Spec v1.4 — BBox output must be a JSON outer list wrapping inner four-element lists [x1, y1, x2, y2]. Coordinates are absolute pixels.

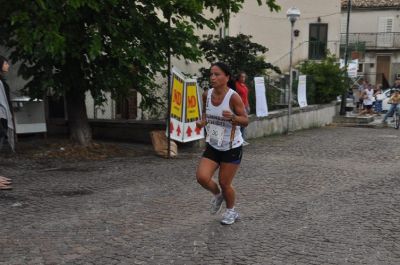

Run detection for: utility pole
[[340, 0, 352, 115], [166, 7, 172, 158]]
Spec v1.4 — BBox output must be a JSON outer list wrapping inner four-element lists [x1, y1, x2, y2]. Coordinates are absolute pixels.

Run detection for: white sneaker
[[221, 209, 239, 225], [242, 141, 249, 146], [210, 194, 224, 214]]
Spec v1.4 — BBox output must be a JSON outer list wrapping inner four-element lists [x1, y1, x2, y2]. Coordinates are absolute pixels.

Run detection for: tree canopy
[[0, 0, 280, 145], [199, 33, 281, 86], [198, 34, 281, 112]]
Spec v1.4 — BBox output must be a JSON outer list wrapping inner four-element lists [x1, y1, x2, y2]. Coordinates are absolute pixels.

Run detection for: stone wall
[[47, 103, 339, 143], [247, 103, 340, 139]]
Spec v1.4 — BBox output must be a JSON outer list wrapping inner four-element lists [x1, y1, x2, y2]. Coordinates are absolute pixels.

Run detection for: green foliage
[[0, 0, 280, 112], [198, 34, 280, 112], [299, 54, 348, 104], [198, 34, 280, 84]]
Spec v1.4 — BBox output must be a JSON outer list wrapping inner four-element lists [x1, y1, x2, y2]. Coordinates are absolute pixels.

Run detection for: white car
[[380, 89, 394, 112]]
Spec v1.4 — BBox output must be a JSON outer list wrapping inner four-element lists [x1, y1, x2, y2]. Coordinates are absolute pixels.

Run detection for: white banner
[[340, 59, 358, 78], [254, 77, 268, 117], [297, 75, 307, 108]]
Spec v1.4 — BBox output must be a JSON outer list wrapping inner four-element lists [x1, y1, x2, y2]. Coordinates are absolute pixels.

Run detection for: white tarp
[[254, 77, 268, 117], [297, 75, 308, 108], [340, 59, 358, 78]]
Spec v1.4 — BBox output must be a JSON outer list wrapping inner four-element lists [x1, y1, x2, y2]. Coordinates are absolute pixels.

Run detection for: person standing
[[355, 78, 366, 112], [393, 79, 400, 89], [382, 89, 400, 124], [373, 84, 383, 115], [196, 62, 248, 225], [235, 71, 250, 146], [0, 55, 14, 190], [358, 84, 374, 116]]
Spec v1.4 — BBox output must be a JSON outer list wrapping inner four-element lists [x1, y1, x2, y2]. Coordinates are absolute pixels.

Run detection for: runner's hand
[[196, 119, 206, 128], [222, 110, 234, 120]]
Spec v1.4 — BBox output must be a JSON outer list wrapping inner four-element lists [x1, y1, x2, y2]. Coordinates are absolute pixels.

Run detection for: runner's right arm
[[196, 91, 208, 128]]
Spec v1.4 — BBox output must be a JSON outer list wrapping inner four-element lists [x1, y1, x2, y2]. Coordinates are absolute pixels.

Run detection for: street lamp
[[286, 7, 300, 134]]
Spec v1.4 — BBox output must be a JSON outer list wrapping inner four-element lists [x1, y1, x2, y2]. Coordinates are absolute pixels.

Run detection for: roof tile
[[341, 0, 400, 8]]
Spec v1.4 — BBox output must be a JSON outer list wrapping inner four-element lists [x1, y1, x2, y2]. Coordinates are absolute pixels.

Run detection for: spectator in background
[[358, 83, 374, 116], [355, 78, 366, 112], [235, 71, 250, 146], [393, 79, 400, 89], [382, 89, 400, 124], [373, 84, 383, 115], [0, 55, 14, 190], [0, 55, 14, 152]]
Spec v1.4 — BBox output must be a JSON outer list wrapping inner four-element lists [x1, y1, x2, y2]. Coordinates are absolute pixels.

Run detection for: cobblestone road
[[1, 126, 400, 265]]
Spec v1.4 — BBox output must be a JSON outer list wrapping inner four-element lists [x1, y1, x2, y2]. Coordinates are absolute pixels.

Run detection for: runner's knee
[[196, 172, 209, 186], [219, 179, 232, 191]]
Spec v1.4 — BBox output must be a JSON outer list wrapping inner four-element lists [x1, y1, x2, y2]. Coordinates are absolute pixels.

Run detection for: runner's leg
[[218, 163, 240, 209], [196, 158, 220, 195]]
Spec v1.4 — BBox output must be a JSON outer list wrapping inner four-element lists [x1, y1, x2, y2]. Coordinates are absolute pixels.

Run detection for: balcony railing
[[340, 32, 400, 49]]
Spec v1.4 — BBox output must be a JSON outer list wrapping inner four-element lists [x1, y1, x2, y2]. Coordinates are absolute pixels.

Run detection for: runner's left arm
[[222, 93, 249, 127]]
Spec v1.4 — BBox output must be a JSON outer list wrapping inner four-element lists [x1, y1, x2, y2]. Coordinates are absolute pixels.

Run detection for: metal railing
[[272, 40, 340, 73], [340, 32, 400, 49]]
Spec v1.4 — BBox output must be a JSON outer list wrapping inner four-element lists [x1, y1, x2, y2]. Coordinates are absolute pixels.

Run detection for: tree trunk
[[65, 88, 92, 146]]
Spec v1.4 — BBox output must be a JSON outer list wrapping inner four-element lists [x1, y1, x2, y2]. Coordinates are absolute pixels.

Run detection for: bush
[[299, 54, 348, 104]]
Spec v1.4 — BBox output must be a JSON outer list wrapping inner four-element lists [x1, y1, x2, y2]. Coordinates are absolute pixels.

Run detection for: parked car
[[381, 89, 394, 112]]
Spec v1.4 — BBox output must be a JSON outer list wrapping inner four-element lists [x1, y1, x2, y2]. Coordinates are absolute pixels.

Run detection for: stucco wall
[[342, 8, 400, 85], [229, 0, 342, 72], [342, 9, 400, 33]]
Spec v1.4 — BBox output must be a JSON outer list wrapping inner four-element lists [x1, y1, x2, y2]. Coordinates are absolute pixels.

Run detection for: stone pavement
[[1, 126, 400, 265]]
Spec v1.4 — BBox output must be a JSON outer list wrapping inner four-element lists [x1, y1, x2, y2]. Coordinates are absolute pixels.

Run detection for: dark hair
[[0, 56, 8, 73], [210, 62, 237, 90], [235, 71, 246, 81], [211, 62, 232, 78]]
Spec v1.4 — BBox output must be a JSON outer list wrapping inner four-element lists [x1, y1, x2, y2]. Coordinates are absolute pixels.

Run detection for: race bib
[[206, 124, 225, 147]]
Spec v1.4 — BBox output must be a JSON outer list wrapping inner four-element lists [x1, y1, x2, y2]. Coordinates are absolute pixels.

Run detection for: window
[[309, 23, 328, 60], [358, 63, 363, 72]]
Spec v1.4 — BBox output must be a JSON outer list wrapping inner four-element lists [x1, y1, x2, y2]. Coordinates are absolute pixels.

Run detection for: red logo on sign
[[186, 126, 192, 137], [173, 90, 182, 106], [187, 95, 196, 108]]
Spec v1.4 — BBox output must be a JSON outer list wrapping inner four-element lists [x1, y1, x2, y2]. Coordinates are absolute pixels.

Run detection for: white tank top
[[205, 88, 243, 151], [364, 88, 374, 105]]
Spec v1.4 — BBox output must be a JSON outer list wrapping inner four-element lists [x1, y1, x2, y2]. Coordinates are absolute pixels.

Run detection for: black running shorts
[[202, 143, 243, 164]]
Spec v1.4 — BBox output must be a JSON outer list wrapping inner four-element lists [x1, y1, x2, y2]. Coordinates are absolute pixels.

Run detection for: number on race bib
[[206, 124, 225, 146]]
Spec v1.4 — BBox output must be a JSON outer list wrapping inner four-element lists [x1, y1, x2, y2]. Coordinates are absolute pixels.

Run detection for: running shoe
[[210, 194, 224, 214], [221, 209, 239, 225]]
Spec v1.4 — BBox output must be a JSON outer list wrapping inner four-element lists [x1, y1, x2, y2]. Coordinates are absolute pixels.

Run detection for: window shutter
[[378, 17, 393, 33], [378, 17, 394, 47], [341, 17, 347, 34]]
